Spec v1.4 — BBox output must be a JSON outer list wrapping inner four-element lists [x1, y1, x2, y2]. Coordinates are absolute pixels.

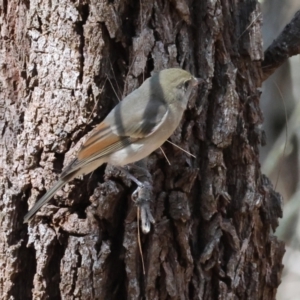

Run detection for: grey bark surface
[[0, 0, 284, 299]]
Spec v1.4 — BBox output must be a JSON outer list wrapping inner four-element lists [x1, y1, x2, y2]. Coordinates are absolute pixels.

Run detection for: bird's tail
[[23, 179, 65, 223]]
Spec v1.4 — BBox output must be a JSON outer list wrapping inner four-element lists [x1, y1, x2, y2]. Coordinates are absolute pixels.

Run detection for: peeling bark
[[0, 0, 284, 299]]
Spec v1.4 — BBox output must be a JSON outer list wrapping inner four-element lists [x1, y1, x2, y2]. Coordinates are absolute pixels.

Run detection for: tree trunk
[[0, 0, 284, 299]]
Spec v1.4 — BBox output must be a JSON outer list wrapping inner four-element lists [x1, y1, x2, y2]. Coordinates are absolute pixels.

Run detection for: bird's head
[[150, 68, 201, 106]]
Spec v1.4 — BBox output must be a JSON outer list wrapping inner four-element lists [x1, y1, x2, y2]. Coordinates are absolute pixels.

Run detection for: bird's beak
[[192, 77, 204, 87]]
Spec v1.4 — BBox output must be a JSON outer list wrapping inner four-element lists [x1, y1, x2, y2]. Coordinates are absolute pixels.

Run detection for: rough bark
[[0, 0, 284, 299]]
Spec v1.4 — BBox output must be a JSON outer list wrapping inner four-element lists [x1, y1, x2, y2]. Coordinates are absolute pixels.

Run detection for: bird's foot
[[116, 163, 155, 233], [132, 184, 155, 234]]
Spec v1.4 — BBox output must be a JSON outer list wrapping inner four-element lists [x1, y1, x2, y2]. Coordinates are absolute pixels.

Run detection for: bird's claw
[[131, 184, 155, 234]]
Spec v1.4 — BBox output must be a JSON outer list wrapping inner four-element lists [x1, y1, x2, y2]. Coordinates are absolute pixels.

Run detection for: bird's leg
[[117, 162, 155, 233], [118, 167, 146, 188], [131, 182, 155, 234]]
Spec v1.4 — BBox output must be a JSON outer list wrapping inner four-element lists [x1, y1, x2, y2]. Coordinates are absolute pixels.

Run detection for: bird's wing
[[60, 96, 168, 179], [60, 122, 133, 178], [105, 90, 169, 138]]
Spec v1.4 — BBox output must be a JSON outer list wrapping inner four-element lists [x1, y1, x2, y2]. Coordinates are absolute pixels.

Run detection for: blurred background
[[260, 0, 300, 299]]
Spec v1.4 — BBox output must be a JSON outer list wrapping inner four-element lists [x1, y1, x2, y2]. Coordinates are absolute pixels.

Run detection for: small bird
[[24, 68, 201, 223]]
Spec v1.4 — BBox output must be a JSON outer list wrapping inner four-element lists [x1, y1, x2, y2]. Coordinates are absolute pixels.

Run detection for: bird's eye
[[178, 79, 191, 91], [182, 80, 190, 91]]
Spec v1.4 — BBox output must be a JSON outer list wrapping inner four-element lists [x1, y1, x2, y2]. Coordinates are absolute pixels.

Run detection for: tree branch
[[262, 10, 300, 81]]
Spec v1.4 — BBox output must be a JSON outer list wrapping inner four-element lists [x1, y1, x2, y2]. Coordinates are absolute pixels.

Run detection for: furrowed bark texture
[[0, 0, 284, 299]]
